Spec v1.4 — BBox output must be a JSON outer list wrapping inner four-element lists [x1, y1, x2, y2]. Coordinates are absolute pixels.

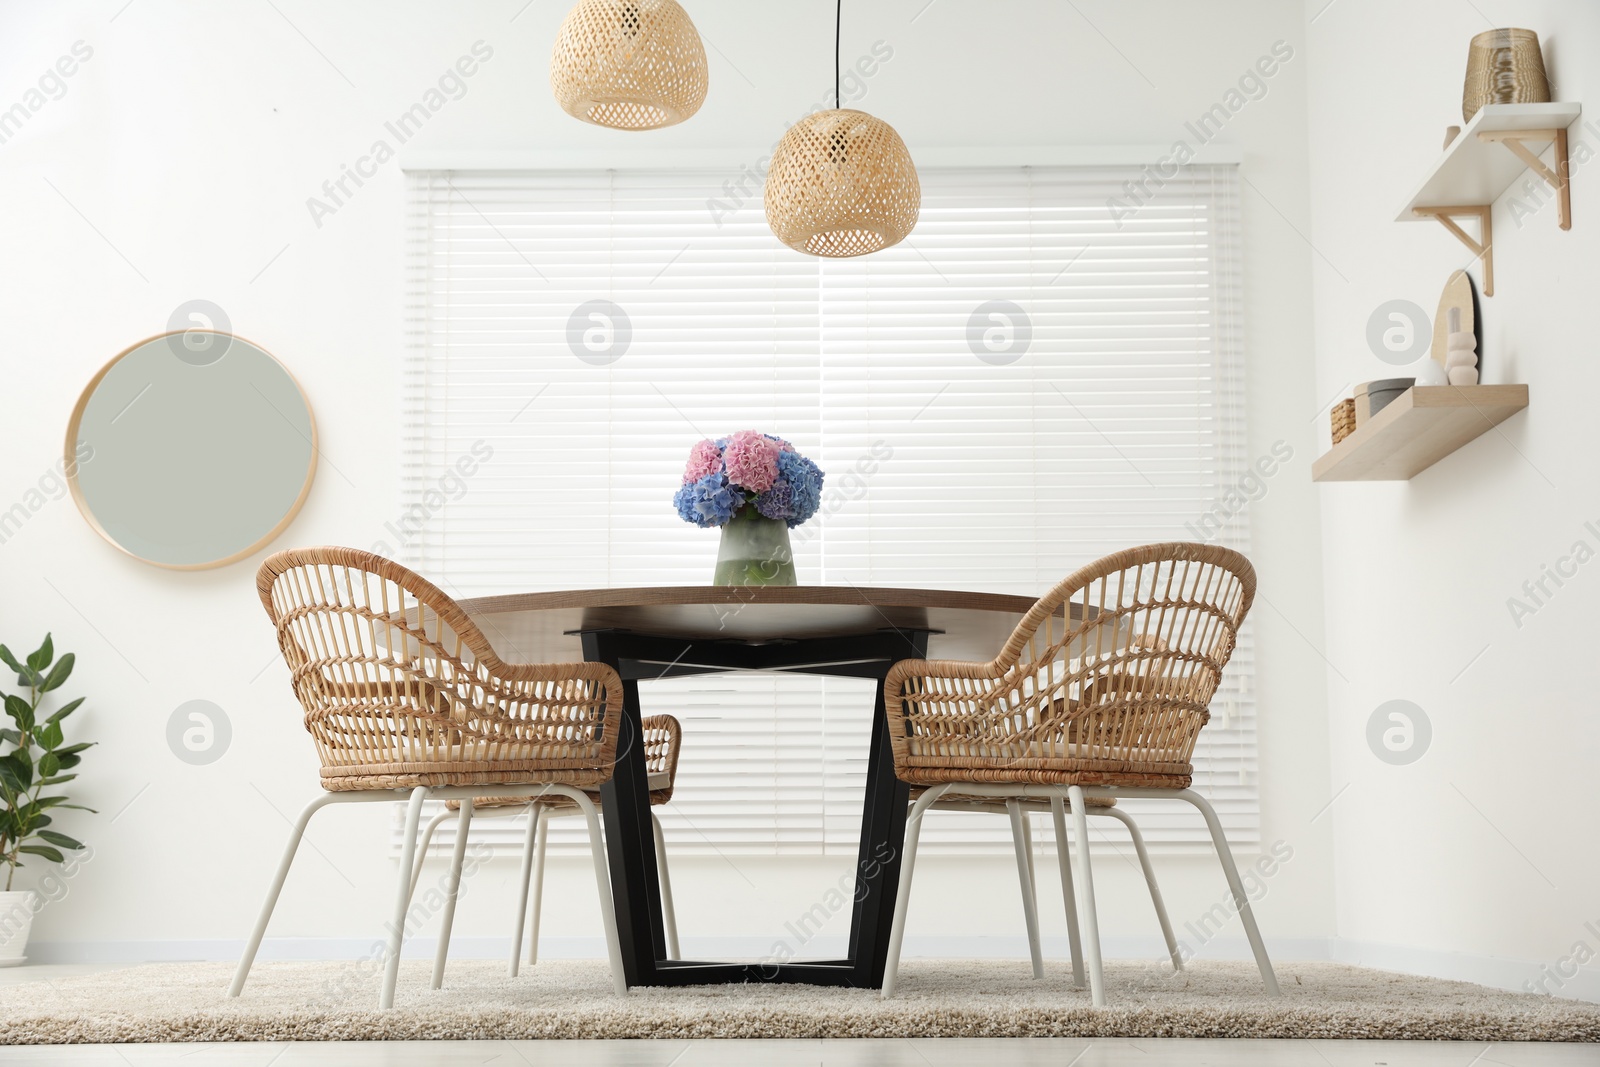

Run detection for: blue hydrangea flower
[[673, 474, 744, 528], [775, 451, 823, 527], [754, 479, 794, 521]]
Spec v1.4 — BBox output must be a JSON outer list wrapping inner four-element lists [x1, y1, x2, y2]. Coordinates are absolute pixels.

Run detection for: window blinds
[[400, 164, 1257, 857]]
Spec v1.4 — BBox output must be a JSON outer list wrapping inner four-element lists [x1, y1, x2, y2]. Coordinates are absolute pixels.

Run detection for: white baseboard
[[27, 935, 1598, 1003], [29, 934, 1329, 965], [1332, 938, 1600, 1004]]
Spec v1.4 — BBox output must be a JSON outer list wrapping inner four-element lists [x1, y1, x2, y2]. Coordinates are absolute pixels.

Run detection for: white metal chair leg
[[1100, 804, 1182, 972], [1180, 788, 1279, 995], [882, 784, 947, 999], [1049, 796, 1086, 987], [228, 792, 344, 998], [1007, 800, 1045, 980], [431, 798, 474, 990], [563, 788, 628, 996], [526, 806, 552, 966], [380, 786, 430, 1010], [652, 812, 680, 960], [1067, 785, 1106, 1007], [408, 810, 451, 901], [508, 802, 541, 977]]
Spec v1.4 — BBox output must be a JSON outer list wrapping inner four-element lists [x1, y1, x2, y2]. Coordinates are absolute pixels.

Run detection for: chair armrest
[[883, 657, 1008, 779]]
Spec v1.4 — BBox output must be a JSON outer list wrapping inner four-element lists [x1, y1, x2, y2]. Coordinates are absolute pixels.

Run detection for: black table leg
[[584, 633, 665, 987], [579, 627, 930, 988], [846, 630, 927, 985]]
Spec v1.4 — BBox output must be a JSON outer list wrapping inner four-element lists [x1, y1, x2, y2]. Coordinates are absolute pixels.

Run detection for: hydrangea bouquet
[[673, 431, 824, 586]]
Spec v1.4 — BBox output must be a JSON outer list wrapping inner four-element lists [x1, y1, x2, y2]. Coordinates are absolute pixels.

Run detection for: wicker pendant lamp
[[764, 1, 919, 257], [551, 0, 708, 130]]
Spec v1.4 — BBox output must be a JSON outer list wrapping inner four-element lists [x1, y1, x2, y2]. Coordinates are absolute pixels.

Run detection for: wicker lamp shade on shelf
[[764, 108, 920, 258], [551, 0, 708, 130]]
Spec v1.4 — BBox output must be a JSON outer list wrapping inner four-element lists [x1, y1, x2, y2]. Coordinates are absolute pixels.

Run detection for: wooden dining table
[[456, 584, 1044, 989]]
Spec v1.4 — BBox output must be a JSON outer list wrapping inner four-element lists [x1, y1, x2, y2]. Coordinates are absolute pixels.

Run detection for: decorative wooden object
[[1400, 103, 1580, 297], [550, 0, 708, 130], [1445, 307, 1480, 385], [1429, 270, 1479, 368], [1312, 385, 1529, 481], [764, 108, 920, 257]]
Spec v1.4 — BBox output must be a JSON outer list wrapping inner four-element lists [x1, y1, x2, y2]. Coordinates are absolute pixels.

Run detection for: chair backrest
[[642, 713, 682, 805], [887, 543, 1254, 782], [257, 546, 619, 777], [995, 541, 1254, 765]]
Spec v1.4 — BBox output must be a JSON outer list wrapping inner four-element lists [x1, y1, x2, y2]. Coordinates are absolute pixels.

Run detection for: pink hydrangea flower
[[682, 439, 723, 484], [722, 429, 780, 493]]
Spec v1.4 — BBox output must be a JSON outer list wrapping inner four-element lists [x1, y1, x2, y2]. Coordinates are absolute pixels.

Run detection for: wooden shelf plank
[[1396, 102, 1581, 223], [1312, 385, 1529, 482]]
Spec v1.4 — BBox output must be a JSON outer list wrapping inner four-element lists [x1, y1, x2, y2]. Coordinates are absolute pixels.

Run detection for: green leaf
[[51, 804, 95, 812], [37, 722, 62, 752], [26, 635, 52, 673], [53, 743, 90, 756], [0, 753, 31, 792], [17, 844, 63, 863], [40, 654, 73, 693], [36, 831, 82, 851], [0, 729, 18, 745], [54, 753, 81, 771], [0, 646, 23, 676], [3, 695, 31, 731], [36, 775, 76, 786], [46, 698, 84, 724], [38, 753, 59, 778]]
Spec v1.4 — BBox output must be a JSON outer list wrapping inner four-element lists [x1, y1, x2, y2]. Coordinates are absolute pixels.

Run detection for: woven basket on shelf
[[1331, 398, 1356, 445]]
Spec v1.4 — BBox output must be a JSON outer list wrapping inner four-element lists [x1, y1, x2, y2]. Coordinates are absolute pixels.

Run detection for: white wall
[[0, 1, 1333, 967], [1305, 0, 1600, 1001]]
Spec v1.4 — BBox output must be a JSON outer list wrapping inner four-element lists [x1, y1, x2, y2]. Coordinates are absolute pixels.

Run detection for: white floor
[[0, 1039, 1595, 1065]]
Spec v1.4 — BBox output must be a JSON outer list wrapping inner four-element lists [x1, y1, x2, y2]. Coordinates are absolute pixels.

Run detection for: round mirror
[[65, 331, 317, 570]]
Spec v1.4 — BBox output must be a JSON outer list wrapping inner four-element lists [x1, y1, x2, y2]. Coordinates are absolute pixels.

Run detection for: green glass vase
[[713, 506, 796, 586]]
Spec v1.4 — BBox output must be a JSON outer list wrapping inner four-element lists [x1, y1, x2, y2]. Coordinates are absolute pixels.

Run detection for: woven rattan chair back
[[886, 542, 1254, 789], [642, 713, 681, 805], [256, 547, 620, 791]]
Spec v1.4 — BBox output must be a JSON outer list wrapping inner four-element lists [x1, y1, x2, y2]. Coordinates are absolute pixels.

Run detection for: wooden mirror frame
[[63, 330, 318, 571]]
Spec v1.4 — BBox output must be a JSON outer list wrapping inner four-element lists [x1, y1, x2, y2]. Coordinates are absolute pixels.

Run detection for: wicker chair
[[880, 543, 1278, 1005], [228, 547, 628, 1008], [413, 714, 683, 983]]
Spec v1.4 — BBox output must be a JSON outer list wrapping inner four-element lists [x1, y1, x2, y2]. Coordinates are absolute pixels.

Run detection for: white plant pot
[[0, 890, 37, 965]]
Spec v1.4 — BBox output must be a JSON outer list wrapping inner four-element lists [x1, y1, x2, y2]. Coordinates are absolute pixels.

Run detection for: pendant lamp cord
[[834, 0, 842, 107]]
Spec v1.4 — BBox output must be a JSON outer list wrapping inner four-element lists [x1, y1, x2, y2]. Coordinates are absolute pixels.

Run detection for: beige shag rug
[[2, 958, 1597, 1044]]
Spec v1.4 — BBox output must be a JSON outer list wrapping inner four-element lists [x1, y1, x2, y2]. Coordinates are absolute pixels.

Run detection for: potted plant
[[0, 635, 92, 965], [672, 431, 825, 586]]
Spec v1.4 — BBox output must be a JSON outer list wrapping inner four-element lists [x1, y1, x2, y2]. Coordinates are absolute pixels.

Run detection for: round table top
[[457, 585, 1045, 664]]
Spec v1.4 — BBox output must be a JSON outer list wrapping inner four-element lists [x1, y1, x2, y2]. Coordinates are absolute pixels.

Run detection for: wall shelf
[[1313, 385, 1529, 482], [1397, 102, 1581, 296]]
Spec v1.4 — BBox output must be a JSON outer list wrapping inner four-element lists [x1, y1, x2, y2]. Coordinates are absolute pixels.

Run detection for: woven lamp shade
[[551, 0, 708, 130], [764, 108, 920, 257]]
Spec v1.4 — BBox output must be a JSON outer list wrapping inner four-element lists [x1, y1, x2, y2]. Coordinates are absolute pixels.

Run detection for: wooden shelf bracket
[[1478, 126, 1572, 230], [1412, 204, 1494, 296]]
